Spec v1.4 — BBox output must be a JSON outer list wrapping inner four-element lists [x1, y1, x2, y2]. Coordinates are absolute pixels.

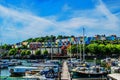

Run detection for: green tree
[[116, 44, 120, 54], [25, 50, 31, 55], [86, 43, 98, 55], [71, 45, 77, 56], [26, 38, 33, 43], [35, 50, 41, 55], [57, 35, 63, 39], [20, 45, 27, 49], [45, 36, 50, 41], [97, 44, 105, 56], [2, 44, 12, 50], [50, 35, 56, 41], [43, 50, 48, 55], [105, 44, 113, 56], [111, 44, 120, 56], [67, 45, 77, 56], [1, 52, 7, 57], [9, 48, 17, 56], [21, 50, 26, 56]]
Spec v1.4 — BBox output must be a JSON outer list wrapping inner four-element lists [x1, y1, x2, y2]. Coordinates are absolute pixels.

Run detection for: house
[[106, 35, 116, 40], [29, 42, 41, 50], [12, 43, 22, 48], [95, 35, 106, 40]]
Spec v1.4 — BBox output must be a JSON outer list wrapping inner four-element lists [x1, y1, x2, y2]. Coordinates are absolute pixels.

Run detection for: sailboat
[[71, 28, 108, 78]]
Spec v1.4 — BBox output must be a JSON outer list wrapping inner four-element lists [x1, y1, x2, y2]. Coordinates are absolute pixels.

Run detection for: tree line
[[1, 48, 48, 59], [23, 35, 73, 43], [67, 43, 120, 58]]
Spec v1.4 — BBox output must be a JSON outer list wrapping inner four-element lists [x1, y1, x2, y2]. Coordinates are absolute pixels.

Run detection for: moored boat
[[0, 60, 8, 69], [24, 70, 47, 80], [0, 62, 8, 69], [29, 61, 61, 79], [8, 59, 22, 66], [9, 66, 38, 76], [71, 66, 108, 78]]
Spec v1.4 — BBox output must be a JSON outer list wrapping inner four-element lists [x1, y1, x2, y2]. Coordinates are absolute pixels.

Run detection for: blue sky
[[0, 0, 120, 44]]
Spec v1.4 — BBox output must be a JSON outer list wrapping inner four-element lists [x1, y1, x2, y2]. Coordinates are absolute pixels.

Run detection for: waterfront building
[[106, 35, 116, 40], [29, 42, 41, 50]]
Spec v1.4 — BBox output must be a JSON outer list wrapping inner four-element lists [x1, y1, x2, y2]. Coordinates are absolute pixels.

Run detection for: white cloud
[[0, 0, 120, 44], [62, 4, 71, 11], [0, 5, 57, 43]]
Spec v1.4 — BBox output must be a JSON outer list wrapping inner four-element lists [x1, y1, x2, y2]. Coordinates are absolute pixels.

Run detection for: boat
[[22, 61, 60, 80], [27, 60, 41, 63], [24, 69, 47, 80], [23, 75, 47, 80], [32, 63, 59, 78], [0, 62, 8, 69], [0, 60, 8, 69], [9, 66, 38, 76], [7, 59, 22, 66], [111, 66, 120, 73], [0, 59, 22, 66], [71, 66, 108, 78], [30, 61, 61, 79]]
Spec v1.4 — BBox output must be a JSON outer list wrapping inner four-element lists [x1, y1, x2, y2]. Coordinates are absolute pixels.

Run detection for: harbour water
[[0, 67, 26, 80], [1, 68, 10, 76], [0, 60, 32, 80]]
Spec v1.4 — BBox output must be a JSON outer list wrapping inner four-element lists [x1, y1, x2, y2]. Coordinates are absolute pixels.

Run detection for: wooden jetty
[[61, 61, 71, 80]]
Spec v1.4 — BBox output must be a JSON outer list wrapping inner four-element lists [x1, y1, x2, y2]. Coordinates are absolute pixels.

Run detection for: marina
[[1, 33, 120, 80], [0, 59, 62, 80], [0, 58, 120, 80], [0, 0, 120, 79]]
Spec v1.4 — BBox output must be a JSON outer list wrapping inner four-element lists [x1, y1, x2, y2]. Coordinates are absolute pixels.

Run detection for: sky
[[0, 0, 120, 44]]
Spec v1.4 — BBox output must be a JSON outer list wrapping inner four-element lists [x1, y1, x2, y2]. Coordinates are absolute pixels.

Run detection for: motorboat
[[9, 66, 38, 76]]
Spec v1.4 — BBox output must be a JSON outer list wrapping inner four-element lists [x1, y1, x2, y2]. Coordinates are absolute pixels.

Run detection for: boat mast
[[0, 42, 2, 77], [77, 40, 78, 59], [79, 39, 82, 61], [83, 27, 85, 62], [51, 39, 52, 60], [70, 40, 72, 61]]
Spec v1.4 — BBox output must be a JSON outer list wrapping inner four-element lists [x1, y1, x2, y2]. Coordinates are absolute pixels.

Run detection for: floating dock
[[61, 61, 71, 80]]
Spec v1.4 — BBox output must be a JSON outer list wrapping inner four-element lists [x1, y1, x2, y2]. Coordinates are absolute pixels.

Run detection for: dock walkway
[[61, 61, 71, 80]]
